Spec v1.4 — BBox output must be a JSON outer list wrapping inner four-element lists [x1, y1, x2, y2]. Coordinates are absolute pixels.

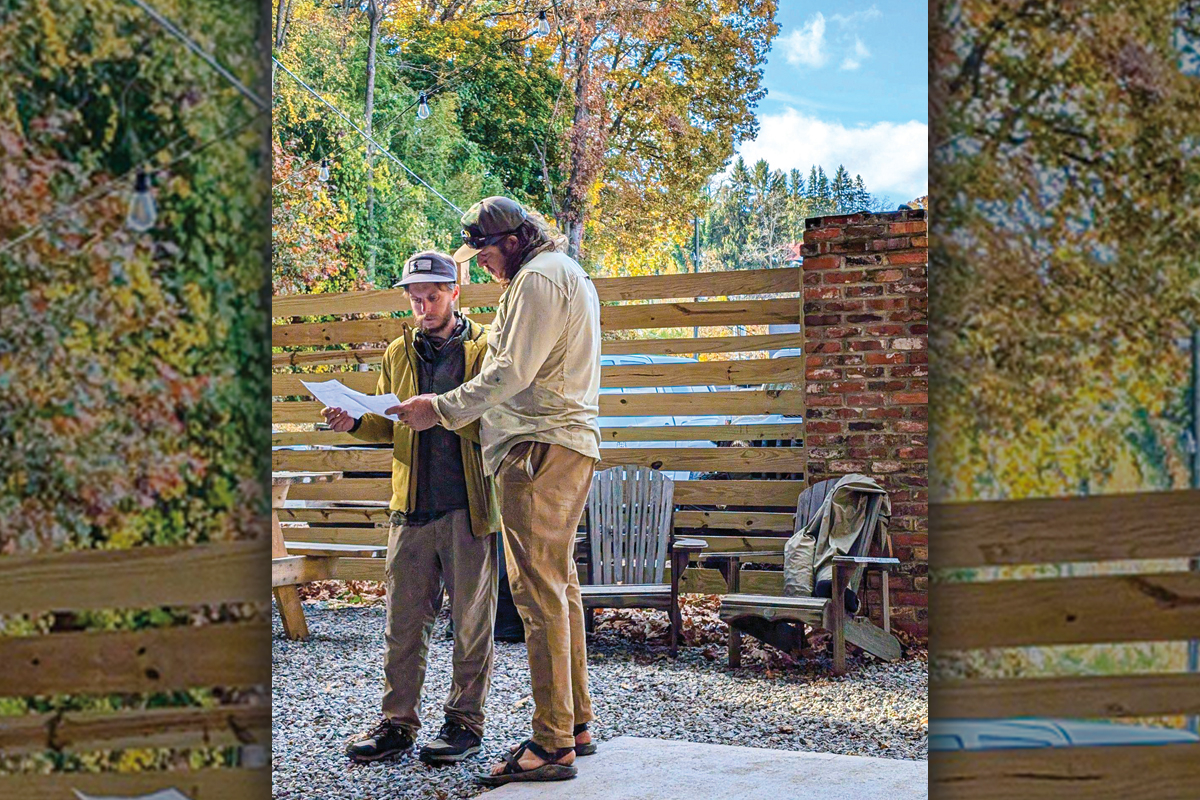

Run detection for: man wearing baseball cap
[[393, 198, 602, 784], [321, 250, 501, 766]]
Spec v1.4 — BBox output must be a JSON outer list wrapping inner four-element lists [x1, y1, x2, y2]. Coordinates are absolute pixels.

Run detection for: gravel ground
[[273, 598, 926, 800]]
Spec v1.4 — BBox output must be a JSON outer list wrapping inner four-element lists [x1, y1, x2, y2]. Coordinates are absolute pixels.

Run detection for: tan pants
[[382, 509, 497, 737], [497, 441, 595, 751]]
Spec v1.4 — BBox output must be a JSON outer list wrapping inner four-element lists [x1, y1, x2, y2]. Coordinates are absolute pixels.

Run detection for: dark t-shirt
[[411, 318, 470, 523]]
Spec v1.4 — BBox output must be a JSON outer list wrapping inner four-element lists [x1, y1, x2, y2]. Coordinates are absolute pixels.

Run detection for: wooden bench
[[581, 466, 708, 657], [714, 478, 902, 674], [720, 555, 901, 674], [271, 471, 386, 640]]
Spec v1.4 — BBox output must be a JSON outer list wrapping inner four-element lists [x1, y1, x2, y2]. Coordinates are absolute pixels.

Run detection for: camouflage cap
[[393, 250, 458, 287], [453, 196, 528, 263]]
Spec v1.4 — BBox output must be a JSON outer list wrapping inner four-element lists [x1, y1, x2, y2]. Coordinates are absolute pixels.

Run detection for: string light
[[417, 92, 431, 120], [536, 10, 551, 36], [273, 59, 464, 214], [319, 159, 331, 181], [125, 168, 157, 232]]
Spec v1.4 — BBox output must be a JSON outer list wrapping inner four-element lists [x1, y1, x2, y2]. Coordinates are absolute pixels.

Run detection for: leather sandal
[[475, 739, 577, 786], [573, 722, 597, 756]]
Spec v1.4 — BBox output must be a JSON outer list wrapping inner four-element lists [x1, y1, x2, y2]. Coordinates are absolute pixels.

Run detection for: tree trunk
[[364, 0, 381, 279], [559, 13, 600, 262], [274, 0, 291, 49]]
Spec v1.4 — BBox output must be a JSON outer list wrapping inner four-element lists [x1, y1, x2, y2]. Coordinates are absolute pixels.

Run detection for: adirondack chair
[[718, 477, 901, 675], [581, 466, 707, 657]]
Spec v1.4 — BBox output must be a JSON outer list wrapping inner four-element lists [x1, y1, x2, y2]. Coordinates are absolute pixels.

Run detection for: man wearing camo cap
[[322, 250, 501, 767], [393, 197, 602, 784]]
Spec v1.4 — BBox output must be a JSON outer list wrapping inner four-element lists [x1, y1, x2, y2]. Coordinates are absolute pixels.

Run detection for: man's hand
[[321, 406, 356, 433], [389, 394, 439, 431]]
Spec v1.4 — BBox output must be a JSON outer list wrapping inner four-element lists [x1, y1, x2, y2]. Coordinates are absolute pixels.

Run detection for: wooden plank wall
[[272, 267, 805, 592], [929, 489, 1200, 798], [0, 541, 270, 795]]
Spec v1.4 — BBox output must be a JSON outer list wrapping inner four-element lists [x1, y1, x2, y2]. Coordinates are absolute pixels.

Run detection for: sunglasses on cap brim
[[461, 229, 518, 249]]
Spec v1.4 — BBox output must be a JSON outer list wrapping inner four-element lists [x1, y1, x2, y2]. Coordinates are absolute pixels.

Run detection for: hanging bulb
[[417, 92, 430, 120], [536, 10, 551, 36], [318, 159, 331, 181], [126, 168, 156, 232]]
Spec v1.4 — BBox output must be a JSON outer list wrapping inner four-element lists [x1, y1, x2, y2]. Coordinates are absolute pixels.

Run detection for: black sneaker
[[419, 720, 482, 764], [345, 718, 414, 763]]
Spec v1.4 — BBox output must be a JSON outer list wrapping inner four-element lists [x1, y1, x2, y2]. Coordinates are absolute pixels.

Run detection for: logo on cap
[[411, 258, 433, 272]]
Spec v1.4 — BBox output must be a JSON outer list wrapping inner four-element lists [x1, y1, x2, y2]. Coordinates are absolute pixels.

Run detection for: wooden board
[[932, 490, 1200, 568], [273, 446, 806, 473], [271, 267, 801, 317], [930, 742, 1200, 800], [0, 623, 270, 697], [932, 572, 1200, 650], [0, 704, 270, 755], [272, 298, 800, 346], [328, 558, 784, 595], [272, 332, 806, 368], [273, 423, 803, 448], [673, 510, 795, 533], [933, 672, 1200, 719], [271, 357, 803, 396], [273, 390, 804, 422], [0, 541, 268, 616], [0, 769, 270, 800], [283, 478, 806, 508], [279, 528, 791, 553], [272, 555, 337, 587]]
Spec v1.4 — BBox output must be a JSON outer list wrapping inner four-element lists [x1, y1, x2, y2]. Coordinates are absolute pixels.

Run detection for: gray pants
[[382, 509, 498, 737]]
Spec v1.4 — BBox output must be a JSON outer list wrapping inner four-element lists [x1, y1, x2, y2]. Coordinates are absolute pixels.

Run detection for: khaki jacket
[[783, 474, 891, 597], [431, 250, 602, 475], [350, 317, 501, 538]]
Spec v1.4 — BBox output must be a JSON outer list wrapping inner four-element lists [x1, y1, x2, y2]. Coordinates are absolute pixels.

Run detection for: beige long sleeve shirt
[[431, 249, 602, 475]]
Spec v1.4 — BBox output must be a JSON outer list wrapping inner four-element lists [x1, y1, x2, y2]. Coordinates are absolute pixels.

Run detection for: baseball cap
[[394, 251, 458, 288], [453, 196, 528, 263]]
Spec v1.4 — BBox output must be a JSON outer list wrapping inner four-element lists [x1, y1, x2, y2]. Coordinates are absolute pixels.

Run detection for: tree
[[931, 0, 1200, 500]]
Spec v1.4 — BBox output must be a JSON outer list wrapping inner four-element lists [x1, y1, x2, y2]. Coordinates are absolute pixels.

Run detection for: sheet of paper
[[301, 379, 401, 421]]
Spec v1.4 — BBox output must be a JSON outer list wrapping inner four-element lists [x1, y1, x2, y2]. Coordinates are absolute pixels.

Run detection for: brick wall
[[801, 209, 929, 639]]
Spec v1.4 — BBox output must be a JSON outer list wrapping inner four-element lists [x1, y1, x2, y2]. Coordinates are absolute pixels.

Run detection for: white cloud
[[830, 6, 882, 26], [840, 37, 870, 70], [731, 108, 928, 202], [784, 8, 881, 71], [784, 13, 828, 68]]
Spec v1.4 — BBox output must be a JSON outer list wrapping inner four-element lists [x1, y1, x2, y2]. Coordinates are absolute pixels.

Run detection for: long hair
[[501, 207, 568, 281]]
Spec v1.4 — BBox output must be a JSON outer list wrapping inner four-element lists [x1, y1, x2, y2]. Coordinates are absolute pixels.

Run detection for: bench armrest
[[671, 538, 708, 553], [832, 556, 899, 567]]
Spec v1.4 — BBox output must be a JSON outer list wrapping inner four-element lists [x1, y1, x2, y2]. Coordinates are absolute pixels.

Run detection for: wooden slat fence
[[0, 541, 270, 798], [273, 266, 805, 592], [929, 489, 1200, 798]]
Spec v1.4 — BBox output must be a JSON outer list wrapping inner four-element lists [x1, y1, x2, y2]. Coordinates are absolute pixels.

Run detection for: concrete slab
[[486, 736, 927, 800]]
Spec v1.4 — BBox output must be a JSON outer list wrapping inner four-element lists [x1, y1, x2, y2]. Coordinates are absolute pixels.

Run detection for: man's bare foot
[[575, 728, 592, 747], [490, 745, 575, 776]]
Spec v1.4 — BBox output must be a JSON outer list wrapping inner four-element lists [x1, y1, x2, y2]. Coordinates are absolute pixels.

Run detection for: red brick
[[803, 254, 841, 270], [888, 221, 926, 235], [893, 392, 927, 405], [826, 270, 866, 284], [886, 250, 928, 265]]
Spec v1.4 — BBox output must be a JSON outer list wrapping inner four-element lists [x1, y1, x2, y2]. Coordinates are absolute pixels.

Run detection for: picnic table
[[271, 471, 386, 640]]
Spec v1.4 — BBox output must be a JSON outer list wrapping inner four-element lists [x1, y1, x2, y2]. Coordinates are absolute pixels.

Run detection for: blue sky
[[732, 1, 929, 204]]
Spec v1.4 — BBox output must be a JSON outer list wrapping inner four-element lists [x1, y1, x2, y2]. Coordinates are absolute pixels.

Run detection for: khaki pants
[[497, 441, 595, 751], [382, 508, 497, 737]]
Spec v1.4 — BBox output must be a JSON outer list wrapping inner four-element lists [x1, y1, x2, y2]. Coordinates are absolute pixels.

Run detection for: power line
[[1, 109, 267, 257], [126, 0, 268, 111], [273, 58, 464, 215]]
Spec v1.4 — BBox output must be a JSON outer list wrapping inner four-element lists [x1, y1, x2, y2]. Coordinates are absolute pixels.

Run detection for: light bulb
[[319, 159, 330, 181], [536, 10, 550, 36], [417, 93, 430, 120], [126, 168, 157, 232]]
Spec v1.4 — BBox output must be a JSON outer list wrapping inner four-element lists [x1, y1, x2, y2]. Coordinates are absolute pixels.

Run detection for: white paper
[[301, 379, 401, 421]]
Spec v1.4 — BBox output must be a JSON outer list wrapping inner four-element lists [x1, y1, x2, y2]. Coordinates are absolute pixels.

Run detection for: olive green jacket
[[349, 317, 500, 537]]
